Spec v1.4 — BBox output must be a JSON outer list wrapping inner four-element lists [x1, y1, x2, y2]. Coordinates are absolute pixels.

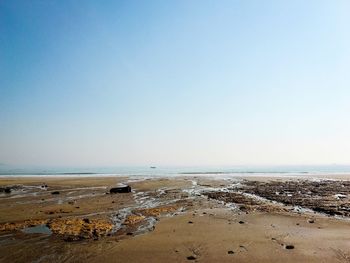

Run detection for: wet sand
[[1, 175, 350, 262]]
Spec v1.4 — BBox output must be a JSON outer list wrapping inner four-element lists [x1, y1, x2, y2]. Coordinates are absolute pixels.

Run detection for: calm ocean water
[[1, 165, 350, 177]]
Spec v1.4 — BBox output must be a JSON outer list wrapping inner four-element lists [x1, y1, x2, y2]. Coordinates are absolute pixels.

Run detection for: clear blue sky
[[1, 0, 350, 167]]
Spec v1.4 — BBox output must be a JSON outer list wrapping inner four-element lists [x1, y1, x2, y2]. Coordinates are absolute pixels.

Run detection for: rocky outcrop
[[0, 217, 113, 241], [0, 185, 23, 193], [204, 191, 287, 213], [123, 215, 145, 225], [110, 185, 131, 194], [47, 218, 113, 241], [243, 180, 350, 217]]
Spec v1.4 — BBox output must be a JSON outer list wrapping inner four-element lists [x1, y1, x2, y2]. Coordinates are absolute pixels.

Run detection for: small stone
[[227, 250, 234, 254], [188, 221, 193, 224], [285, 245, 294, 250], [187, 255, 196, 260], [51, 191, 60, 195], [238, 221, 245, 224], [308, 219, 315, 224]]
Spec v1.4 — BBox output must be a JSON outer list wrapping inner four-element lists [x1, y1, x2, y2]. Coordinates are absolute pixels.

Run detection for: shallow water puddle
[[22, 225, 52, 235]]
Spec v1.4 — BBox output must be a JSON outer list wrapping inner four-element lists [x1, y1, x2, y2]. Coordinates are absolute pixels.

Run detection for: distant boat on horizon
[[150, 166, 157, 169]]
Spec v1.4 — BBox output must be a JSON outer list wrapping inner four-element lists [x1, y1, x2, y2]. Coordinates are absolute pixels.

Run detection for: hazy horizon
[[1, 1, 350, 167]]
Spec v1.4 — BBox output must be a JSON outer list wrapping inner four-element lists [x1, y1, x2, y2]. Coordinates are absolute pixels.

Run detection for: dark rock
[[187, 256, 196, 260], [307, 219, 315, 224], [51, 191, 60, 195], [83, 218, 90, 223], [110, 185, 131, 194], [0, 185, 23, 193], [227, 250, 235, 254], [188, 221, 193, 224], [285, 245, 294, 249], [238, 221, 245, 224]]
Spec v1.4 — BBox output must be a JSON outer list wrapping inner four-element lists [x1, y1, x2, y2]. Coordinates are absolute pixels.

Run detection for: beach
[[1, 175, 350, 262]]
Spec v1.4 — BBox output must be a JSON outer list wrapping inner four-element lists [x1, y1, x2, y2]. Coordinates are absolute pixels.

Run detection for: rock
[[284, 245, 295, 249], [238, 221, 245, 224], [241, 180, 350, 217], [51, 191, 60, 195], [188, 221, 193, 224], [187, 255, 196, 260], [227, 250, 235, 254], [308, 219, 315, 224], [123, 215, 145, 225], [0, 185, 23, 193], [47, 218, 113, 241], [110, 185, 131, 194]]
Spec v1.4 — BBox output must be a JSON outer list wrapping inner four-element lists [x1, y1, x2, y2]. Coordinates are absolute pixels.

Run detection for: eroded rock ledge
[[205, 180, 350, 217], [0, 218, 114, 241]]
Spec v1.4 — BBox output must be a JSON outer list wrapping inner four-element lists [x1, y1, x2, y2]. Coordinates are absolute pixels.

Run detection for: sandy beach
[[1, 175, 350, 263]]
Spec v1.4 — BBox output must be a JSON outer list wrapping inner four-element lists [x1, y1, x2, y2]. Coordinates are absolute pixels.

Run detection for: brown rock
[[47, 218, 113, 240]]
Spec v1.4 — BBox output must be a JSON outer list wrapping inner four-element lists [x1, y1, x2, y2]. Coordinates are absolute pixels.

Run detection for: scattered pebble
[[308, 219, 315, 224], [227, 250, 234, 254], [187, 256, 196, 260], [238, 221, 245, 224], [188, 221, 194, 224]]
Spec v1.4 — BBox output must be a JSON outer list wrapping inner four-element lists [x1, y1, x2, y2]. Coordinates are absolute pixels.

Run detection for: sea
[[1, 165, 350, 178]]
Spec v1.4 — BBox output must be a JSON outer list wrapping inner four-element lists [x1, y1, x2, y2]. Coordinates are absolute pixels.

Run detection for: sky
[[1, 0, 350, 167]]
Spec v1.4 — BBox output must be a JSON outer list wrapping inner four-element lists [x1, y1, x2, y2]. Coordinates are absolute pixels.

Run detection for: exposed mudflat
[[1, 176, 350, 263]]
